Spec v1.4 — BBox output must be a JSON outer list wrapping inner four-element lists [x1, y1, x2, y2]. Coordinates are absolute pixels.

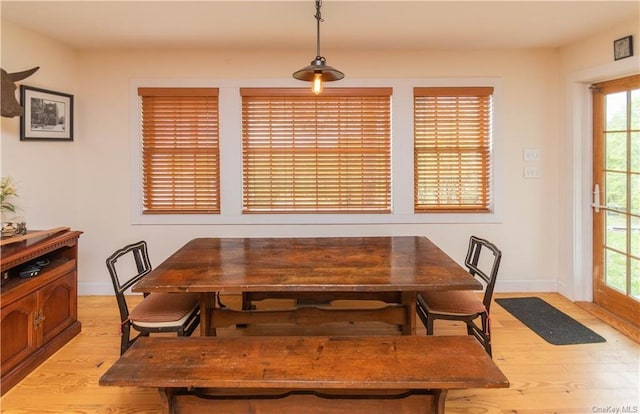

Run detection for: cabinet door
[[1, 294, 38, 374], [39, 271, 77, 344]]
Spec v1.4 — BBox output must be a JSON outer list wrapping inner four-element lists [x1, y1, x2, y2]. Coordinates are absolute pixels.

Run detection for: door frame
[[564, 57, 639, 303]]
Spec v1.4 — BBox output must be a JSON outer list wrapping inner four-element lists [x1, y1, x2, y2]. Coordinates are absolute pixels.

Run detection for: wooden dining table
[[133, 236, 482, 336]]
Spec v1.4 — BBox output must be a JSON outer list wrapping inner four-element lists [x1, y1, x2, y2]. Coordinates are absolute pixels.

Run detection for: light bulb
[[312, 73, 323, 94]]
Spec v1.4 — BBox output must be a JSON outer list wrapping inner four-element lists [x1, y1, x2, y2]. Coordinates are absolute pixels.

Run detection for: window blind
[[138, 87, 220, 214], [414, 87, 493, 212], [241, 88, 392, 213]]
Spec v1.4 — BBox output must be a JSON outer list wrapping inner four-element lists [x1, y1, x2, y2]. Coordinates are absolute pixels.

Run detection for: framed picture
[[20, 85, 73, 141], [613, 35, 633, 61]]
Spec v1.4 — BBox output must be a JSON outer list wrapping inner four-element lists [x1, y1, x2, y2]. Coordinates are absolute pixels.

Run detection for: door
[[0, 293, 39, 373], [40, 271, 77, 343], [592, 74, 640, 328]]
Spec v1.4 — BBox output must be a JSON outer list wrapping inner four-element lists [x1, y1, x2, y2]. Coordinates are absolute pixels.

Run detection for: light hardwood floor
[[1, 292, 638, 413]]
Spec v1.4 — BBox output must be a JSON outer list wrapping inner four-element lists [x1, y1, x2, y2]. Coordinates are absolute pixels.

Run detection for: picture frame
[[613, 35, 633, 61], [20, 85, 73, 141]]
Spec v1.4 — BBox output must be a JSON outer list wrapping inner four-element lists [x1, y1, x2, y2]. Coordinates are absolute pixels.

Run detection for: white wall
[[558, 17, 640, 301], [0, 21, 79, 236], [71, 47, 562, 294], [2, 16, 635, 298]]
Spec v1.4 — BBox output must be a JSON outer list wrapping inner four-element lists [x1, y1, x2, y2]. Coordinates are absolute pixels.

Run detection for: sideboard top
[[1, 229, 82, 272]]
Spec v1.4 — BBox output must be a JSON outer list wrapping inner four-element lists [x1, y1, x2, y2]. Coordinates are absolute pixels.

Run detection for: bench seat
[[99, 335, 509, 413]]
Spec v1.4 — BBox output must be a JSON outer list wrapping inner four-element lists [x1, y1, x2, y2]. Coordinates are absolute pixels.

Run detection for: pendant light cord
[[315, 0, 323, 58]]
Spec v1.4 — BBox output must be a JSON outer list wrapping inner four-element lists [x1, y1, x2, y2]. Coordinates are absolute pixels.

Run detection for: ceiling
[[1, 1, 638, 51]]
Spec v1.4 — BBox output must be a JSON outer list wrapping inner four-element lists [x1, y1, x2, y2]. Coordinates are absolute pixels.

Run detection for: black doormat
[[495, 297, 606, 345]]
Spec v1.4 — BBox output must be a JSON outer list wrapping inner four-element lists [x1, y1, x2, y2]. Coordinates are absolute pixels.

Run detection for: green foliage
[[0, 176, 18, 213]]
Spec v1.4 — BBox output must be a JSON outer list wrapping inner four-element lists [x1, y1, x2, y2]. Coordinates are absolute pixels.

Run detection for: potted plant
[[1, 176, 26, 237]]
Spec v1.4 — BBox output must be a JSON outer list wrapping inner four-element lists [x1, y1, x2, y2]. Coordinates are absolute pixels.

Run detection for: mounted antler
[[1, 67, 39, 118]]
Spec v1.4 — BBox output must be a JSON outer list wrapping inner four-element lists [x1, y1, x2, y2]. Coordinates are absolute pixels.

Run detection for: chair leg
[[482, 313, 492, 357], [184, 313, 200, 336], [426, 314, 435, 335], [120, 322, 131, 355], [463, 314, 492, 357], [466, 323, 475, 336]]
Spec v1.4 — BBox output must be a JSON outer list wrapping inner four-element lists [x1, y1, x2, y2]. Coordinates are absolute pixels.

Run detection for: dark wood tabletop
[[133, 236, 481, 294]]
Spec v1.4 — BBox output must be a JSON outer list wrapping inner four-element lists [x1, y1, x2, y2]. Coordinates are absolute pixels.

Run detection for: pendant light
[[292, 0, 344, 94]]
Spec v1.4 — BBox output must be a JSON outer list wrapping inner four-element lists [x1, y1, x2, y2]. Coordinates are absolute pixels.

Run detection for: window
[[132, 79, 501, 225], [414, 87, 493, 212], [138, 87, 220, 214], [241, 88, 392, 213]]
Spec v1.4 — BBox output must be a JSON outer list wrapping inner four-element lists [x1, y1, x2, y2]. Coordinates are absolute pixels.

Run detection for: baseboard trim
[[494, 280, 559, 293], [79, 283, 116, 296]]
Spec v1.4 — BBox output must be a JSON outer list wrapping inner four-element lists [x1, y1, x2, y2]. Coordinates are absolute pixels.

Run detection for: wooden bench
[[99, 335, 509, 414]]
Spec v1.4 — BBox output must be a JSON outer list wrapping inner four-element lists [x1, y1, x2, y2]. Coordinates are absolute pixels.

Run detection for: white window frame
[[130, 77, 503, 225]]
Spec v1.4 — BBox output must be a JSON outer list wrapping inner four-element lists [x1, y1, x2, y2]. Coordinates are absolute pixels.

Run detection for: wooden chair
[[106, 241, 200, 354], [416, 236, 502, 356]]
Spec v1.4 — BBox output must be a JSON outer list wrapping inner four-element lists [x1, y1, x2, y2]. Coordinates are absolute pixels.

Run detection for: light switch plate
[[523, 148, 541, 162], [523, 166, 542, 179]]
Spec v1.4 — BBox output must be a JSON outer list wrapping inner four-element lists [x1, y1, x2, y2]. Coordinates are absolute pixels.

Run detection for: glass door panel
[[592, 74, 640, 327]]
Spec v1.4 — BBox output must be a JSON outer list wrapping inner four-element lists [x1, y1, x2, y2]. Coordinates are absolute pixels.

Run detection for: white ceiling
[[1, 1, 639, 51]]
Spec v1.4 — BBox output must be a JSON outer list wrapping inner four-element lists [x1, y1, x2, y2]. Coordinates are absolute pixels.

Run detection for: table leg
[[158, 388, 175, 414], [432, 389, 448, 414], [401, 292, 417, 335], [199, 293, 216, 336]]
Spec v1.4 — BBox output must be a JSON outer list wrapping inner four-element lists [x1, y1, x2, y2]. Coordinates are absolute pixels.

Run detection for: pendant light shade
[[292, 57, 344, 82], [293, 0, 344, 94]]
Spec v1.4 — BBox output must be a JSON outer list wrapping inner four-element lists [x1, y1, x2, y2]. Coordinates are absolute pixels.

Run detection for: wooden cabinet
[[1, 229, 82, 395]]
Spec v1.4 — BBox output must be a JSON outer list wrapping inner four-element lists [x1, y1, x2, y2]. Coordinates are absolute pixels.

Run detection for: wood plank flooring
[[1, 292, 638, 413]]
